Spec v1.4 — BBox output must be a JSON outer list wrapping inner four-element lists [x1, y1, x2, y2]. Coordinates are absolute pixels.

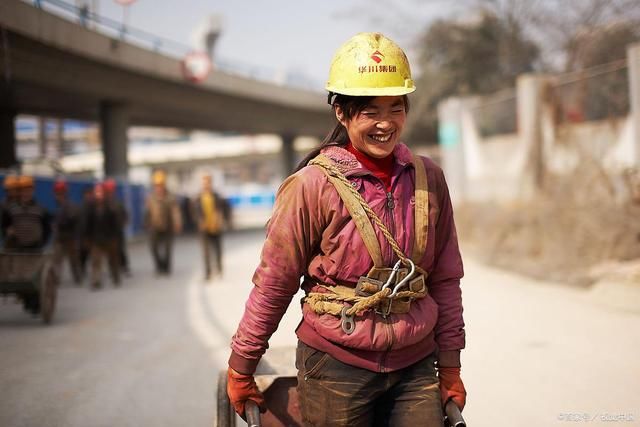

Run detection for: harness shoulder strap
[[411, 154, 429, 263], [312, 154, 385, 268]]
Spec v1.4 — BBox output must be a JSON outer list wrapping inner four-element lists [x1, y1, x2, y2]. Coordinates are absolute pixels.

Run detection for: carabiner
[[388, 259, 416, 297], [380, 260, 403, 291]]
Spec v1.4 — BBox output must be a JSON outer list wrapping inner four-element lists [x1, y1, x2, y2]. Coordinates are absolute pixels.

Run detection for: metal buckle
[[355, 276, 383, 297], [340, 306, 356, 335], [375, 299, 393, 318]]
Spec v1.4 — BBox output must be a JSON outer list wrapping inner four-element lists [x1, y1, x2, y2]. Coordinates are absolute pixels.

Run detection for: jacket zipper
[[385, 191, 397, 264], [379, 190, 396, 372]]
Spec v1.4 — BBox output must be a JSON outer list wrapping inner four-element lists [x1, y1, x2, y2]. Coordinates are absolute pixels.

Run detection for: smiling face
[[336, 96, 407, 158]]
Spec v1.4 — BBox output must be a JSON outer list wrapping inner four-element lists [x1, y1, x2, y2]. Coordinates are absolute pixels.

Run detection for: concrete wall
[[447, 108, 633, 203], [439, 42, 640, 204]]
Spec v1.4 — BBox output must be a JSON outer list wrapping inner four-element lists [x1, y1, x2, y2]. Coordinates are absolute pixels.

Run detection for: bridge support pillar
[[281, 133, 296, 179], [100, 102, 129, 179], [0, 108, 17, 169]]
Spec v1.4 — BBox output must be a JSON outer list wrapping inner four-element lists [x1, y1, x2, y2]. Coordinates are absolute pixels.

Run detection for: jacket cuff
[[228, 351, 260, 375], [438, 350, 461, 368]]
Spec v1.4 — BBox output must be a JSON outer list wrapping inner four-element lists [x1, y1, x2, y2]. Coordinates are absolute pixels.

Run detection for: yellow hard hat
[[326, 32, 415, 97], [152, 170, 166, 185], [3, 175, 19, 189]]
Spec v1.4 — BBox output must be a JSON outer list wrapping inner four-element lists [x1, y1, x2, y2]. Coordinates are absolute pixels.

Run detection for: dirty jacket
[[54, 200, 80, 241], [192, 191, 232, 234], [144, 193, 182, 234], [230, 143, 465, 374], [81, 200, 120, 245], [1, 199, 52, 250]]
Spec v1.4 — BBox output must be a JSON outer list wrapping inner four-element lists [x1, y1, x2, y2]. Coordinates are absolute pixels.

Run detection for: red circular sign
[[114, 0, 136, 5], [181, 52, 213, 83]]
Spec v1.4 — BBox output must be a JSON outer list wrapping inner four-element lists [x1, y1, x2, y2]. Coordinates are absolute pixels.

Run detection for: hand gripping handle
[[444, 400, 466, 427], [245, 400, 261, 427]]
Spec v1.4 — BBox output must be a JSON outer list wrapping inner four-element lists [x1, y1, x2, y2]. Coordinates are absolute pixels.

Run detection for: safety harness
[[304, 152, 430, 334]]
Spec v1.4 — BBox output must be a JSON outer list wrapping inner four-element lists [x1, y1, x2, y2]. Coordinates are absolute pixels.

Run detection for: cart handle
[[444, 400, 466, 427], [245, 400, 261, 427]]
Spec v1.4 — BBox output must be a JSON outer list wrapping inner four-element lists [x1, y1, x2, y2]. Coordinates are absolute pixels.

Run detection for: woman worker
[[227, 32, 466, 426]]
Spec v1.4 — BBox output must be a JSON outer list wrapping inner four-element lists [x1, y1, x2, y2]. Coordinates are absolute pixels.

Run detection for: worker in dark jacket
[[1, 175, 53, 314], [1, 175, 19, 246], [82, 182, 121, 289], [1, 175, 52, 251], [104, 178, 131, 276], [52, 179, 83, 284]]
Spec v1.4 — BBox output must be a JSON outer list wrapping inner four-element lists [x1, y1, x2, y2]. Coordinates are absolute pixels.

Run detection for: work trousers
[[89, 241, 120, 288], [118, 232, 130, 273], [150, 230, 173, 274], [53, 238, 82, 284], [296, 341, 443, 427], [201, 231, 222, 277]]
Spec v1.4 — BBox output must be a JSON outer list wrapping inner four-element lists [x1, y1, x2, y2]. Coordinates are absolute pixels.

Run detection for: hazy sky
[[96, 0, 459, 88]]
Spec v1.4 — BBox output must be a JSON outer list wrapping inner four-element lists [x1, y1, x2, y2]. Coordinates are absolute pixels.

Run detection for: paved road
[[1, 230, 638, 426]]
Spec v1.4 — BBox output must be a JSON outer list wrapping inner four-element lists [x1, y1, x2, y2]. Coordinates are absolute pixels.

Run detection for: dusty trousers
[[53, 238, 82, 284], [89, 240, 120, 288], [296, 340, 443, 427], [149, 230, 173, 274], [201, 231, 222, 278]]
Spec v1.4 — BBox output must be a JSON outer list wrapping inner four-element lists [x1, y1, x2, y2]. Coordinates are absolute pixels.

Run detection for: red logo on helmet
[[371, 50, 384, 63]]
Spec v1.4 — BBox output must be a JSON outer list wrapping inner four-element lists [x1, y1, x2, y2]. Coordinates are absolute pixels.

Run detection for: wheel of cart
[[216, 347, 467, 427], [0, 250, 59, 324], [216, 346, 302, 427]]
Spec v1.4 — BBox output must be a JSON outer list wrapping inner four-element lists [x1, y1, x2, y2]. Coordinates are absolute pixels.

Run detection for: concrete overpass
[[0, 0, 333, 177]]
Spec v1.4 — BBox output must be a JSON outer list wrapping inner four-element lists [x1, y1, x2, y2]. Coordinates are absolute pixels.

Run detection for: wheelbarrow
[[216, 346, 466, 427], [0, 250, 59, 324], [216, 346, 301, 427], [242, 400, 466, 427]]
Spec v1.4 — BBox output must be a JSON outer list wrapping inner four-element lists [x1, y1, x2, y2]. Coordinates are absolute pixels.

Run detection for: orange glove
[[439, 367, 467, 410], [226, 367, 266, 418]]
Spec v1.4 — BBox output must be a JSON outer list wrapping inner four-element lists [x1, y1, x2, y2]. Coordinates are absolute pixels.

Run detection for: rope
[[306, 286, 426, 317], [309, 157, 410, 265], [305, 155, 429, 319]]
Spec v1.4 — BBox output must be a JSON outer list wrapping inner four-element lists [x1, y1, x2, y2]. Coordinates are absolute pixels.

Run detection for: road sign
[[181, 52, 213, 83], [114, 0, 136, 5]]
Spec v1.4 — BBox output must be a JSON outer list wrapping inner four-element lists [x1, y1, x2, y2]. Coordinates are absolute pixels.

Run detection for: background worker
[[52, 179, 83, 284], [226, 33, 466, 426], [144, 170, 182, 276], [1, 175, 52, 251], [1, 175, 20, 246], [1, 175, 53, 314], [78, 186, 94, 278], [193, 173, 231, 281], [81, 182, 121, 290], [1, 175, 19, 211], [103, 178, 131, 276]]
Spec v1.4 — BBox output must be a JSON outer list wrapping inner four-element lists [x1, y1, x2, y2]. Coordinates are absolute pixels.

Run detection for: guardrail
[[30, 0, 319, 89]]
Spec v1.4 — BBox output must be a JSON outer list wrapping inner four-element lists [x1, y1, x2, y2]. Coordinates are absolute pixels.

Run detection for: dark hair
[[295, 94, 410, 171]]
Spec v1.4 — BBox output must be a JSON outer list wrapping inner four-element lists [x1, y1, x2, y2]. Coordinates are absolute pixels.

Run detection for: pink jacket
[[230, 143, 465, 374]]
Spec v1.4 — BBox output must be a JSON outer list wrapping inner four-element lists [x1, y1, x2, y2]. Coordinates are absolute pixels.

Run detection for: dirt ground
[[455, 161, 640, 287]]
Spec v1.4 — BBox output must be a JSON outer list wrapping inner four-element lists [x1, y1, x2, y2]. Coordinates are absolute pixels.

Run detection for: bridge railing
[[30, 0, 319, 90]]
